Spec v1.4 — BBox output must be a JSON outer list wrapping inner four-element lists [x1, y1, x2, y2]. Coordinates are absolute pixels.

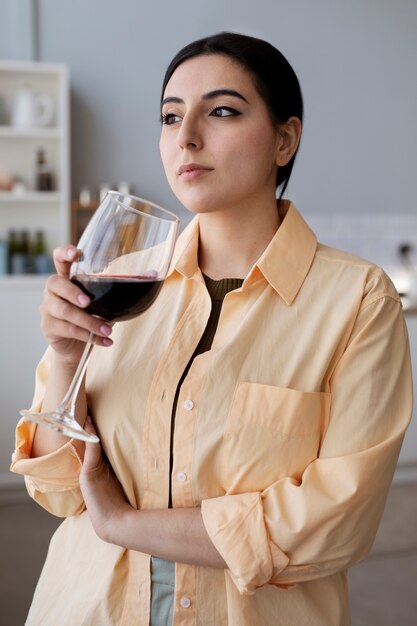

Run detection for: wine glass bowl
[[69, 193, 178, 322], [20, 192, 179, 442]]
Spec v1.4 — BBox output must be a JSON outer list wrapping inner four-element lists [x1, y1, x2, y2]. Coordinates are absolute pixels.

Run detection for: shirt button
[[180, 596, 191, 609], [183, 399, 194, 411], [177, 471, 187, 482]]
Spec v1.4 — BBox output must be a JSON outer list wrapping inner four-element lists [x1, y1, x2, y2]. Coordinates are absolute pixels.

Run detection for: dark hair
[[161, 31, 303, 199]]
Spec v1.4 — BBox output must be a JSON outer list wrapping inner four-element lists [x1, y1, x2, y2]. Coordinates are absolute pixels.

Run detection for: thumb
[[82, 416, 102, 469], [84, 415, 99, 436]]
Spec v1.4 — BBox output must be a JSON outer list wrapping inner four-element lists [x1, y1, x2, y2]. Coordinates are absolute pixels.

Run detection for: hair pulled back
[[161, 31, 303, 199]]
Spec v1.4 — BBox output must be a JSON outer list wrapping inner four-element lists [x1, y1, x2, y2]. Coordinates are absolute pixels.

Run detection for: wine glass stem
[[57, 332, 94, 416]]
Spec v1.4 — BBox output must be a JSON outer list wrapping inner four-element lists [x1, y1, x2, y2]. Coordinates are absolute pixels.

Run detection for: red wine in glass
[[71, 274, 164, 321]]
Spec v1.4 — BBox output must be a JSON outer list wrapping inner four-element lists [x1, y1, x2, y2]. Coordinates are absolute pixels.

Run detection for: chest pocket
[[221, 383, 331, 493]]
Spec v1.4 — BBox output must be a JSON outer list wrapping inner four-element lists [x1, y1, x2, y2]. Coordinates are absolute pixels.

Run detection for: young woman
[[12, 32, 412, 626]]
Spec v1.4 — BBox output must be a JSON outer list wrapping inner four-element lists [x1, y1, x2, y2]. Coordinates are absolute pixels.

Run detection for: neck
[[198, 197, 281, 280]]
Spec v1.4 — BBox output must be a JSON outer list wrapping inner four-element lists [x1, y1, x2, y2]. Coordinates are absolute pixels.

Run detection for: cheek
[[159, 135, 168, 170], [222, 132, 276, 184], [159, 137, 175, 182], [225, 122, 276, 163]]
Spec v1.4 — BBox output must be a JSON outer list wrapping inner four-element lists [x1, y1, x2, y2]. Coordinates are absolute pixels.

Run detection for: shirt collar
[[256, 200, 317, 305], [169, 200, 317, 305], [168, 216, 201, 280]]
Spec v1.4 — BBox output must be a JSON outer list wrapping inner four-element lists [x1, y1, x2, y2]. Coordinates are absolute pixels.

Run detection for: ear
[[275, 116, 302, 167]]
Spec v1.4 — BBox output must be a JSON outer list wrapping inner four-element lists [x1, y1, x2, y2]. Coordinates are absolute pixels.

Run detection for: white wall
[[0, 281, 47, 488]]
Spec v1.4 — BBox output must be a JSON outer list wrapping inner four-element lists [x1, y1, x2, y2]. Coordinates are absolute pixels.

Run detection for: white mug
[[11, 89, 54, 128]]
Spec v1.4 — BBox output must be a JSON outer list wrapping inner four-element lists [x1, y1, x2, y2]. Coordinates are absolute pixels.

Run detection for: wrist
[[105, 502, 134, 546], [51, 352, 81, 374]]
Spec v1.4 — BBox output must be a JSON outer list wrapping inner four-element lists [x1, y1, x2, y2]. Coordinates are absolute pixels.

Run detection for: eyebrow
[[161, 89, 248, 108]]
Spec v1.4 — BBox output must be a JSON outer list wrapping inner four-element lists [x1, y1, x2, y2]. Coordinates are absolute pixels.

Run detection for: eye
[[160, 112, 182, 126], [209, 106, 242, 118]]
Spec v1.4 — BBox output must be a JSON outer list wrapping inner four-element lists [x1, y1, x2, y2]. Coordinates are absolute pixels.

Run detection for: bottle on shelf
[[117, 181, 130, 195], [33, 230, 52, 274], [35, 148, 55, 191], [21, 229, 32, 273], [79, 185, 92, 207], [7, 229, 17, 273], [99, 183, 110, 202], [0, 239, 7, 275], [8, 229, 25, 274]]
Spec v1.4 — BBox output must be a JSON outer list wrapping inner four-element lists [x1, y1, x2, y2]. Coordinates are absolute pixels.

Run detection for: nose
[[177, 114, 202, 150]]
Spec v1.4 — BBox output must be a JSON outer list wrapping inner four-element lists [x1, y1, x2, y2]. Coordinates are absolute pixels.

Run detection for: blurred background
[[0, 0, 416, 624]]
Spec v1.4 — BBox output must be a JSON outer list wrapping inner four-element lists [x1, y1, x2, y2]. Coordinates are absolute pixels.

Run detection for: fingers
[[53, 245, 81, 277], [41, 311, 113, 347], [45, 273, 90, 309], [40, 255, 113, 354]]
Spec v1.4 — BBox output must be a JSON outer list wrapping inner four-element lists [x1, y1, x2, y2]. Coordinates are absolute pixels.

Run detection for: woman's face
[[159, 54, 282, 216]]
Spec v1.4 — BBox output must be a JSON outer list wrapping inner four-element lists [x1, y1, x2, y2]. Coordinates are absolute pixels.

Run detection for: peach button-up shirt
[[11, 201, 412, 626]]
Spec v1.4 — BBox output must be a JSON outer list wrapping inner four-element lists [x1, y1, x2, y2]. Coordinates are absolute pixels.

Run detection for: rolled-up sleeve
[[10, 350, 85, 517], [202, 295, 413, 594]]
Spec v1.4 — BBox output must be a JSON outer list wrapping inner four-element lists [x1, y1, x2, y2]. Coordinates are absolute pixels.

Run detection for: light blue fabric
[[150, 557, 175, 626]]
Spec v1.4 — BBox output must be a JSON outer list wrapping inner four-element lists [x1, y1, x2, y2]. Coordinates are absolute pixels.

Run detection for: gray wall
[[3, 0, 417, 223], [0, 0, 36, 61], [36, 0, 417, 222]]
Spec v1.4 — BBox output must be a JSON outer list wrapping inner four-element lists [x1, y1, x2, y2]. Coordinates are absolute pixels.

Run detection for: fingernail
[[100, 325, 112, 336], [67, 247, 76, 258], [103, 338, 113, 346], [78, 294, 90, 306]]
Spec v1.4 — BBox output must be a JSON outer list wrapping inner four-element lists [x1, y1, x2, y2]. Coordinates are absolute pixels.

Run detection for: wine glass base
[[20, 409, 100, 443]]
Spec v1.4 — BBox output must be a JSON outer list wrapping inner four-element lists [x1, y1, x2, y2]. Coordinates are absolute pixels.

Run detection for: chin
[[173, 191, 222, 215]]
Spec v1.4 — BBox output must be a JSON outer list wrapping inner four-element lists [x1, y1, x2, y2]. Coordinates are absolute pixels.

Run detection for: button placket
[[180, 596, 191, 609], [171, 387, 199, 508], [174, 562, 196, 624]]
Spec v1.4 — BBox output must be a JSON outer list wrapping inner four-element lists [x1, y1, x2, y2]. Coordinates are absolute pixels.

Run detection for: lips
[[178, 163, 213, 177]]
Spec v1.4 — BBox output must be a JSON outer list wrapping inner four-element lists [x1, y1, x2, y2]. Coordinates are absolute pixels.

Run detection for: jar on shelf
[[0, 171, 14, 191], [11, 176, 27, 195]]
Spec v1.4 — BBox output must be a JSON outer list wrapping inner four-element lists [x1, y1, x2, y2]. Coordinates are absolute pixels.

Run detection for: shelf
[[0, 191, 62, 203], [0, 60, 67, 75], [0, 126, 62, 140], [0, 60, 69, 257]]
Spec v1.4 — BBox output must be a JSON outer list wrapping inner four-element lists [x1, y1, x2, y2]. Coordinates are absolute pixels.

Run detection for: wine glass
[[21, 191, 180, 443]]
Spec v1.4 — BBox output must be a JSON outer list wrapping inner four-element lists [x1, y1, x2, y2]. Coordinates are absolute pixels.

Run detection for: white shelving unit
[[0, 60, 70, 277], [0, 61, 69, 490]]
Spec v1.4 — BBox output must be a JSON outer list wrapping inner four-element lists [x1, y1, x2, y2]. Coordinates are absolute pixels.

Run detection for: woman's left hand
[[79, 418, 227, 569], [79, 416, 132, 542]]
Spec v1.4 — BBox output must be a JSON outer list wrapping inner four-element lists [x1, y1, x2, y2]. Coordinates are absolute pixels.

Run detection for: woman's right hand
[[40, 245, 113, 366]]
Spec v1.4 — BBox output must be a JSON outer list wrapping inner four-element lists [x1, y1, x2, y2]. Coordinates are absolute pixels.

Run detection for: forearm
[[79, 420, 225, 569], [108, 506, 227, 569], [31, 355, 87, 459]]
